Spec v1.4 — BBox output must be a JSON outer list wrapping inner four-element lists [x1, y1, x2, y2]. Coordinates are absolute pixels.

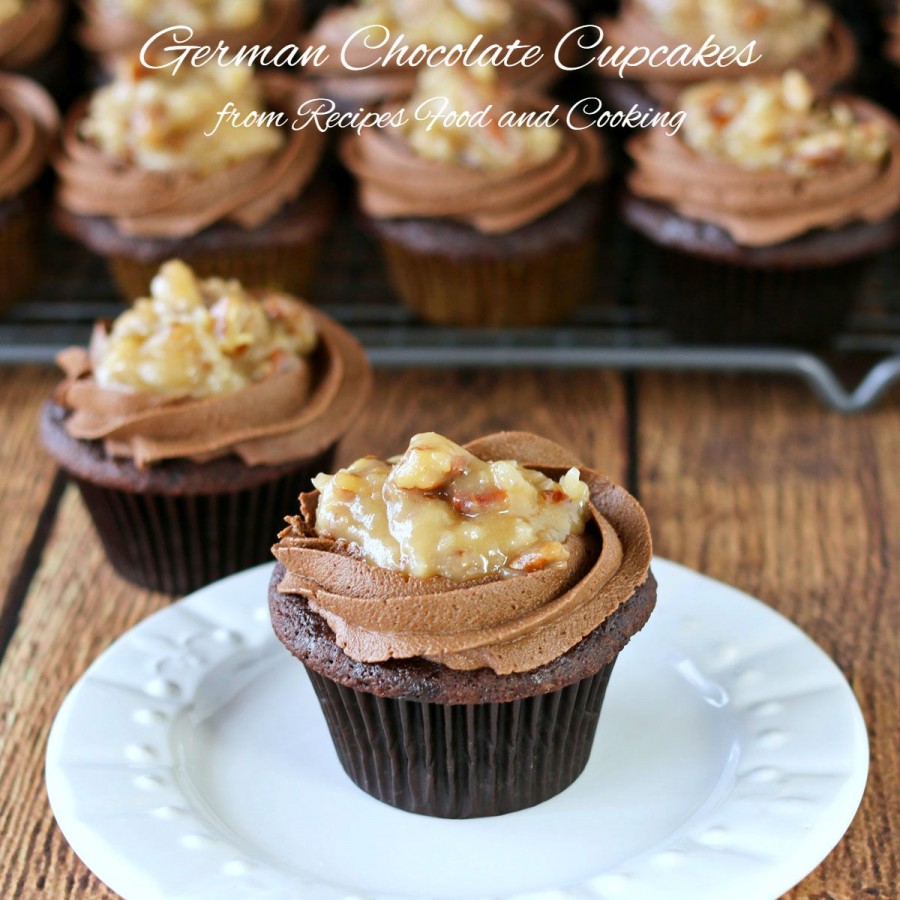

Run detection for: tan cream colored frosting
[[598, 1, 856, 103], [627, 95, 900, 246], [0, 0, 63, 69], [55, 74, 326, 238], [53, 304, 372, 469], [77, 0, 301, 63], [340, 97, 605, 233], [0, 72, 58, 199], [273, 431, 654, 675], [307, 0, 576, 105]]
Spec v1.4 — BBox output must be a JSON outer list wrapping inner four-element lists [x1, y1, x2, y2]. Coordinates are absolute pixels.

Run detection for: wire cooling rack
[[2, 218, 899, 414]]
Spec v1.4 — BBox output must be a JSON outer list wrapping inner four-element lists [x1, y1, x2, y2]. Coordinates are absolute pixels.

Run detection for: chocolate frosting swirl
[[53, 306, 372, 468], [627, 96, 900, 246], [341, 100, 606, 233], [887, 11, 900, 68], [0, 72, 58, 199], [77, 0, 301, 63], [306, 0, 576, 106], [0, 0, 63, 69], [273, 432, 653, 675], [54, 75, 326, 239], [598, 3, 857, 104]]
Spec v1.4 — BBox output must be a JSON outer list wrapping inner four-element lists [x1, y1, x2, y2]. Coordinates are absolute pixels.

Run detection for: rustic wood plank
[[636, 373, 899, 899], [0, 366, 63, 642], [0, 368, 628, 899]]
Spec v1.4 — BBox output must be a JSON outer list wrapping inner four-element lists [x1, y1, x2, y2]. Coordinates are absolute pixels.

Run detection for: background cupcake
[[596, 0, 857, 114], [623, 71, 900, 344], [54, 61, 332, 299], [77, 0, 302, 76], [0, 72, 58, 317], [270, 430, 656, 818], [41, 259, 371, 595], [0, 0, 66, 98], [305, 0, 578, 110], [341, 66, 607, 326]]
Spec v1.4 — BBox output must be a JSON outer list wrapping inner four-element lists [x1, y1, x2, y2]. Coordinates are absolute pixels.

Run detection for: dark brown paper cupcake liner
[[378, 237, 597, 327], [107, 239, 323, 303], [70, 452, 332, 595], [0, 192, 41, 318], [305, 661, 616, 818], [633, 236, 867, 345]]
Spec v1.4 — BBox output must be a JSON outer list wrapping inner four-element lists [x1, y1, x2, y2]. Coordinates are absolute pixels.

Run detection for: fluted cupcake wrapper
[[306, 661, 616, 818], [634, 238, 867, 345], [378, 237, 597, 327], [106, 239, 323, 303], [0, 194, 41, 318], [71, 452, 332, 595]]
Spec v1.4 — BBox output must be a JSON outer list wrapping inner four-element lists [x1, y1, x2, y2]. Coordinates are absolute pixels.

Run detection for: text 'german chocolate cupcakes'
[[623, 71, 900, 344], [0, 72, 58, 317], [595, 0, 857, 115], [341, 66, 608, 327], [270, 430, 656, 818], [54, 60, 333, 300], [305, 0, 577, 110], [41, 259, 371, 595], [77, 0, 302, 75]]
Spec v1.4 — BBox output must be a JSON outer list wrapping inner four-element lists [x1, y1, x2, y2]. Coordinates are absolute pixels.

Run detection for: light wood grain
[[0, 369, 628, 899], [637, 373, 899, 899], [0, 366, 62, 614]]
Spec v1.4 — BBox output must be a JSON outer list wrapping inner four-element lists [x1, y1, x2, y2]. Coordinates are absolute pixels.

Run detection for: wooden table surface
[[0, 364, 897, 899]]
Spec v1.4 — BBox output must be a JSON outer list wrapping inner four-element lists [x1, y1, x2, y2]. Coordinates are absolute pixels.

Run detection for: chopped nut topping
[[332, 0, 513, 47], [312, 432, 591, 580], [404, 66, 562, 170], [0, 0, 24, 26], [95, 0, 264, 32], [639, 0, 832, 67], [680, 72, 889, 173], [80, 60, 283, 175], [93, 260, 317, 398]]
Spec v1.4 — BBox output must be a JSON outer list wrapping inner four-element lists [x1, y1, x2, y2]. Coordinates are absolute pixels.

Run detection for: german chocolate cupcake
[[0, 0, 66, 97], [77, 0, 302, 76], [305, 0, 577, 110], [596, 0, 857, 115], [0, 73, 58, 317], [341, 66, 607, 326], [270, 430, 656, 818], [54, 61, 333, 300], [623, 71, 900, 344], [41, 259, 371, 595]]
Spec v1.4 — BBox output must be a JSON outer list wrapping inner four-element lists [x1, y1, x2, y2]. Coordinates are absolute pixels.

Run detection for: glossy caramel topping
[[312, 432, 590, 580]]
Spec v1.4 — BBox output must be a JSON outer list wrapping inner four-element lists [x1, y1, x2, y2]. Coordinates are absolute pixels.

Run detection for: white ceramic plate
[[46, 559, 868, 900]]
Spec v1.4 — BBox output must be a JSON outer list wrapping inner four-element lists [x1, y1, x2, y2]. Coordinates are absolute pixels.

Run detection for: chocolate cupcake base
[[363, 189, 604, 327], [0, 191, 41, 318], [55, 181, 336, 301], [41, 402, 334, 595], [270, 564, 657, 817], [623, 193, 900, 345], [307, 662, 615, 818]]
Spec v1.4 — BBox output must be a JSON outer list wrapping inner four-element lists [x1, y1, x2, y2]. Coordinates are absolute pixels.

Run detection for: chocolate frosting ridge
[[627, 96, 900, 246], [306, 0, 576, 105], [0, 72, 58, 199], [341, 100, 606, 233], [0, 0, 63, 69], [77, 0, 301, 61], [597, 3, 856, 103], [54, 75, 326, 239], [273, 431, 653, 675], [53, 306, 372, 468]]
